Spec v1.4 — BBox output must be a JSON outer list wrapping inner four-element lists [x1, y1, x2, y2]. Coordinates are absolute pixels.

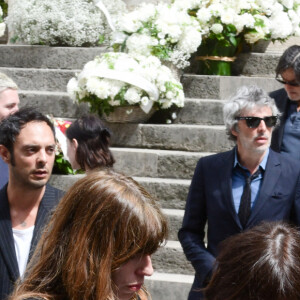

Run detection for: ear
[[231, 127, 238, 137], [0, 145, 11, 164], [72, 138, 78, 150]]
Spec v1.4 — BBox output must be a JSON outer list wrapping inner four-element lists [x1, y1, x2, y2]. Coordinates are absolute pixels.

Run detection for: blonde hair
[[0, 72, 18, 93]]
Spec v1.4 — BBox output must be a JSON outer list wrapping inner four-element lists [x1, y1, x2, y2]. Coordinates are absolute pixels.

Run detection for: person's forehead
[[241, 105, 272, 116], [16, 121, 55, 143], [0, 88, 19, 103]]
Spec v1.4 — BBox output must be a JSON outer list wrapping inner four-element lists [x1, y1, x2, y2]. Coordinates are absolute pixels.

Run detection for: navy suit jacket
[[270, 88, 290, 152], [0, 158, 8, 190], [178, 148, 300, 292], [0, 184, 64, 300]]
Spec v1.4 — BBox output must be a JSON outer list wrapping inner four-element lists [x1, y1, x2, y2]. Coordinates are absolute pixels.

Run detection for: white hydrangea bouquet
[[67, 52, 184, 121], [111, 2, 202, 69], [6, 0, 126, 46], [172, 0, 300, 75], [0, 5, 5, 37]]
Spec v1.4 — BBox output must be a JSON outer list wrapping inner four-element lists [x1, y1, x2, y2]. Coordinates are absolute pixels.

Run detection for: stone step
[[106, 123, 233, 152], [145, 273, 193, 300], [232, 52, 280, 77], [0, 45, 105, 69], [174, 99, 224, 125], [0, 67, 76, 92], [19, 91, 226, 125], [3, 68, 284, 98], [182, 74, 282, 99], [51, 174, 185, 239], [19, 90, 89, 118], [163, 209, 183, 241], [112, 148, 211, 179], [50, 175, 191, 209], [0, 44, 292, 78], [153, 241, 193, 275]]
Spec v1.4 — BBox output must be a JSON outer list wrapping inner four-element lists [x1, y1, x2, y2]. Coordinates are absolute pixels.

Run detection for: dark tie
[[237, 166, 261, 228]]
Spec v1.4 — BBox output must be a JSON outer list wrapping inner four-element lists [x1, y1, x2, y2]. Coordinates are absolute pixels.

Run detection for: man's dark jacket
[[178, 148, 300, 299], [0, 184, 64, 300], [270, 88, 290, 152]]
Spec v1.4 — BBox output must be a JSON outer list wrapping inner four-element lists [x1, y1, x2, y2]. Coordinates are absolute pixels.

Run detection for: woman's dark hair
[[205, 222, 300, 300], [276, 45, 300, 82], [66, 115, 115, 170], [10, 170, 168, 300]]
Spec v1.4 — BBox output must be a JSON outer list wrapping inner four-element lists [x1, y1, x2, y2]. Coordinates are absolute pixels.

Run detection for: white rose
[[221, 9, 234, 25], [0, 23, 6, 36], [141, 96, 149, 106], [124, 87, 141, 104], [211, 23, 223, 34], [67, 78, 79, 101]]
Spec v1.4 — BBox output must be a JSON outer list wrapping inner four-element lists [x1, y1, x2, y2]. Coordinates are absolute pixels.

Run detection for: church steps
[[0, 45, 282, 77], [107, 123, 233, 152], [2, 67, 283, 96], [0, 45, 106, 69], [50, 175, 191, 210], [182, 74, 282, 99], [112, 147, 212, 179], [19, 90, 226, 125]]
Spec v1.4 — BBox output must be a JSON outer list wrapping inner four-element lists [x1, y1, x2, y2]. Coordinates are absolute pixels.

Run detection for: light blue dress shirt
[[232, 148, 269, 214]]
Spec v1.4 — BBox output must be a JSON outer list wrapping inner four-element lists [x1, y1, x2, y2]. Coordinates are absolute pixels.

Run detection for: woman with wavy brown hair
[[66, 114, 115, 172], [204, 221, 300, 300], [10, 170, 168, 300]]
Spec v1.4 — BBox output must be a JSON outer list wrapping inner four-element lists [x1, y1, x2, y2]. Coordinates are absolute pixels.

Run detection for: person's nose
[[136, 255, 154, 277], [257, 119, 267, 132], [37, 149, 47, 165], [12, 104, 19, 114]]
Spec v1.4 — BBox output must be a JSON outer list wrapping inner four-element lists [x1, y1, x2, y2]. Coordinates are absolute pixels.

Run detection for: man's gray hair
[[223, 86, 280, 141], [0, 72, 18, 93]]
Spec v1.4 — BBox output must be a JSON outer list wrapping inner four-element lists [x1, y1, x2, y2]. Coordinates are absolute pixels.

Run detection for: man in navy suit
[[0, 73, 19, 189], [178, 85, 300, 300], [0, 108, 63, 299]]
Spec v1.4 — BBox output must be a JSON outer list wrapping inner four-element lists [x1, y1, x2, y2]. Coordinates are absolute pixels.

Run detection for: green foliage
[[52, 153, 74, 175], [0, 0, 7, 17]]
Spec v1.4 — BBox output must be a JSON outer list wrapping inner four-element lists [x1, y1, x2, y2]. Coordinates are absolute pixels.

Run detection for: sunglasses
[[235, 116, 278, 128], [275, 77, 300, 87]]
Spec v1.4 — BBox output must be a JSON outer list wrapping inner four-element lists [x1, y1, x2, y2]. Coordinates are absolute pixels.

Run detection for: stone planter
[[102, 106, 156, 123]]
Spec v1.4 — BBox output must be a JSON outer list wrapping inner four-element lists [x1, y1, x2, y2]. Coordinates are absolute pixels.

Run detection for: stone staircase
[[0, 41, 293, 299]]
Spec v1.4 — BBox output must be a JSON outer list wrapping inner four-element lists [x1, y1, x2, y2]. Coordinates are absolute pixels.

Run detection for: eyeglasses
[[235, 116, 278, 128], [275, 77, 300, 87]]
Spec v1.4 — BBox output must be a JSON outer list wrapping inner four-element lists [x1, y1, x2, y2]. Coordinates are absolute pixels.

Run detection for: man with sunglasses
[[270, 45, 300, 160], [179, 85, 300, 300]]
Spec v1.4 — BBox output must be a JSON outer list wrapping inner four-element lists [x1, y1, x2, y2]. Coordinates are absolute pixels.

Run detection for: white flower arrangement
[[0, 6, 5, 37], [67, 52, 185, 117], [6, 0, 126, 46], [172, 0, 300, 45], [112, 3, 202, 69]]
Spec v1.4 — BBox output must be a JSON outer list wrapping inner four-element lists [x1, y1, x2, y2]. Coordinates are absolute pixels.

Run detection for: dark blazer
[[0, 184, 64, 300], [0, 158, 8, 190], [270, 88, 290, 152], [178, 148, 300, 299]]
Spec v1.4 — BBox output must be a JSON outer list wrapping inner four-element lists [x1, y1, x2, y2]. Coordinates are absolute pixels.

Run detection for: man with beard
[[270, 45, 300, 160], [0, 107, 64, 300], [178, 85, 300, 300], [0, 73, 19, 189]]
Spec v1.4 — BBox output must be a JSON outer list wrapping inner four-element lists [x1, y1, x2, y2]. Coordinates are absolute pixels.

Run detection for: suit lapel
[[0, 187, 19, 280], [218, 149, 241, 226], [29, 185, 54, 262], [248, 150, 281, 223]]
